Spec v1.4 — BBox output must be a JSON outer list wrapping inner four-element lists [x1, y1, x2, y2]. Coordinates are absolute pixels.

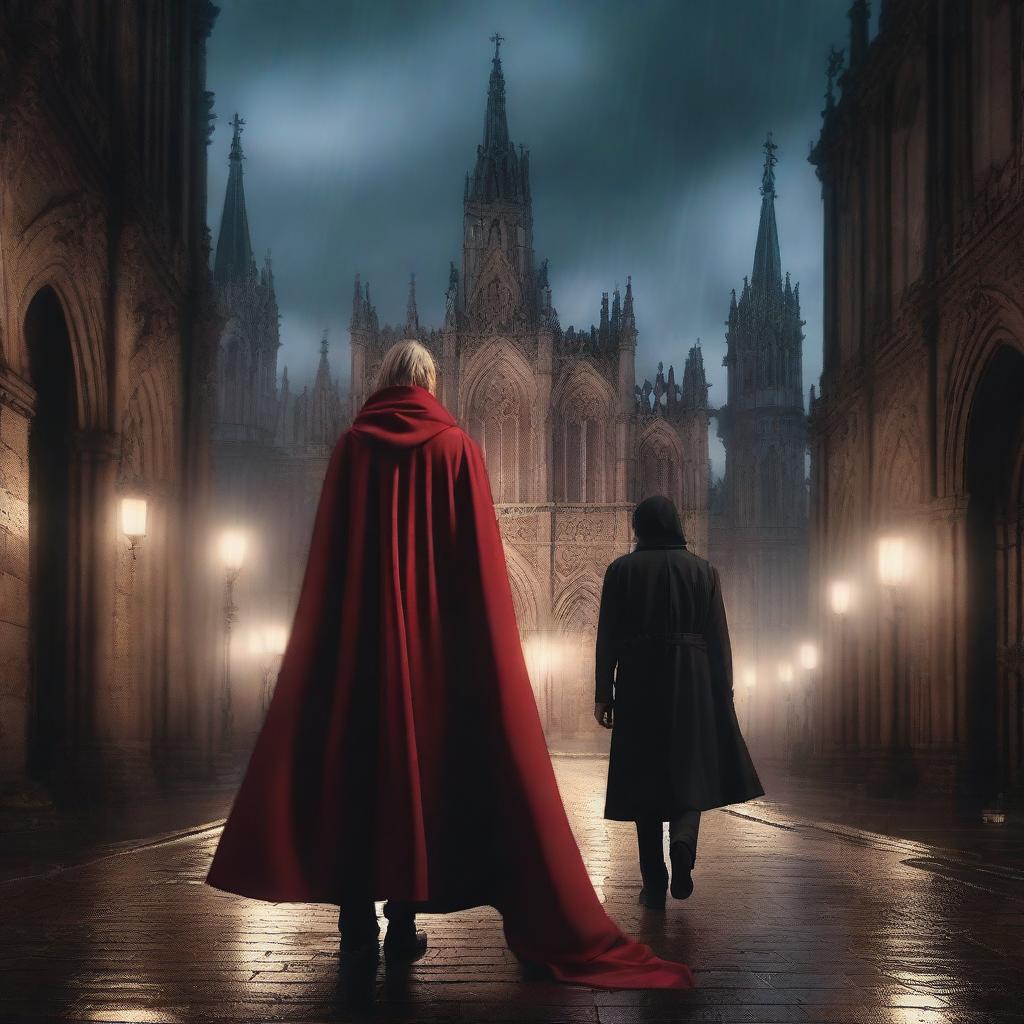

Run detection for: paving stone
[[2, 757, 1022, 1023]]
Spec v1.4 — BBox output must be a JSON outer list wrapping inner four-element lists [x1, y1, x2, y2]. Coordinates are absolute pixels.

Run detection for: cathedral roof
[[214, 113, 256, 285]]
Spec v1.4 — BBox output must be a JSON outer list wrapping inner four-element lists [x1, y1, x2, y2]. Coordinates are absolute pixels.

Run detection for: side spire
[[682, 341, 709, 410], [751, 132, 782, 293], [849, 0, 870, 71], [622, 276, 635, 329], [214, 113, 256, 285], [350, 273, 363, 328], [405, 273, 419, 334]]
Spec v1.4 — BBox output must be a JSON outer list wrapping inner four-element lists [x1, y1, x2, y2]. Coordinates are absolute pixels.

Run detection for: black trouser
[[635, 812, 701, 888], [337, 898, 416, 944]]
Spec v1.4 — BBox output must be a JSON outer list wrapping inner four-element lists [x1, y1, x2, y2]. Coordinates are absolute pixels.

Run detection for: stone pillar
[[175, 310, 221, 780], [616, 329, 636, 503], [440, 329, 459, 414], [0, 369, 35, 785], [535, 328, 552, 503], [69, 428, 126, 791]]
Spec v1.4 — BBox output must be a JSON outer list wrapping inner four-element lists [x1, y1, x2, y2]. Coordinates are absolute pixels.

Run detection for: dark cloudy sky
[[207, 0, 860, 472]]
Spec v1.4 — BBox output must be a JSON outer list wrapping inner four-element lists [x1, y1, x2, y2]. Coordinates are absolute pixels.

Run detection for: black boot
[[636, 820, 668, 910], [638, 882, 667, 910], [382, 903, 428, 963], [338, 900, 380, 957], [670, 841, 695, 900]]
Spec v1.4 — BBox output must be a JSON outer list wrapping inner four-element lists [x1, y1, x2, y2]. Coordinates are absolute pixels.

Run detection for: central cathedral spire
[[467, 33, 528, 204], [482, 32, 509, 153], [751, 132, 782, 293], [460, 36, 539, 330]]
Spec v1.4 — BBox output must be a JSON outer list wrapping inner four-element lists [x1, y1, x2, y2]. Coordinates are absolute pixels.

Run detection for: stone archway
[[24, 287, 76, 783], [964, 343, 1024, 798]]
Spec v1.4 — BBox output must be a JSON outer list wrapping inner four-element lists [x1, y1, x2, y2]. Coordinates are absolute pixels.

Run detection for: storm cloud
[[206, 0, 856, 473]]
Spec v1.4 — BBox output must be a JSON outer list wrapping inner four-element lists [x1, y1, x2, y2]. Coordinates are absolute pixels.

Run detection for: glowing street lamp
[[798, 642, 819, 672], [741, 664, 756, 736], [247, 628, 266, 658], [877, 534, 913, 771], [120, 497, 148, 559], [796, 641, 819, 759], [778, 661, 795, 754], [219, 530, 248, 573], [217, 528, 248, 750], [877, 535, 909, 589], [258, 623, 289, 714], [265, 624, 289, 657], [828, 578, 853, 616], [828, 579, 854, 754]]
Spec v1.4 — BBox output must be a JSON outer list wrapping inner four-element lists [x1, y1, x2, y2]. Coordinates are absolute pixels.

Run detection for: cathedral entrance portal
[[964, 343, 1024, 800], [24, 288, 76, 785]]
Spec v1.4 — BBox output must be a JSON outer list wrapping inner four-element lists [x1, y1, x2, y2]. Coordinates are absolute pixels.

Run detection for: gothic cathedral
[[210, 39, 808, 749], [348, 38, 713, 743]]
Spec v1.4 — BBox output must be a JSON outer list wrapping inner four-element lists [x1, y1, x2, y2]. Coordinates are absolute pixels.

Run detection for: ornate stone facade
[[808, 0, 1024, 798], [349, 40, 711, 744], [0, 1, 219, 794]]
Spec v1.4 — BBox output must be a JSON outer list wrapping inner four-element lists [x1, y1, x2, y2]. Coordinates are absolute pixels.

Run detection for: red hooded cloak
[[206, 385, 693, 990]]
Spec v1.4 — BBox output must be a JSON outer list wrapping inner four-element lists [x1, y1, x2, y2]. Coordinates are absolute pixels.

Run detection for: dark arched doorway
[[965, 343, 1024, 802], [24, 287, 76, 785]]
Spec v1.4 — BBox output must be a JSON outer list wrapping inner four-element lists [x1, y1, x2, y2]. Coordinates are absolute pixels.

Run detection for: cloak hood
[[349, 385, 457, 448], [633, 495, 687, 549]]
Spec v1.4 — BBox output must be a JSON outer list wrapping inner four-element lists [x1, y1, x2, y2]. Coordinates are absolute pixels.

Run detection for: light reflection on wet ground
[[2, 756, 1022, 1022]]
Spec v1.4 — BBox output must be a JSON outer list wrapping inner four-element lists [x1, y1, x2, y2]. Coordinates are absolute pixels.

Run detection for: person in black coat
[[595, 495, 763, 908]]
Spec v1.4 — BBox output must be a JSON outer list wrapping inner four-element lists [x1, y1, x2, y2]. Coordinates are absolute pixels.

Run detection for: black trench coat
[[595, 542, 764, 821]]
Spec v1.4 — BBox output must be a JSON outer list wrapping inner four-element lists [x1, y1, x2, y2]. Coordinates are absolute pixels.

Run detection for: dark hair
[[633, 495, 686, 548]]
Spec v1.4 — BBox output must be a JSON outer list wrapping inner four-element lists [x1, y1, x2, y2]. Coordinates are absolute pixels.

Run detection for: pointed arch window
[[469, 372, 530, 502], [638, 433, 680, 507], [555, 397, 605, 502]]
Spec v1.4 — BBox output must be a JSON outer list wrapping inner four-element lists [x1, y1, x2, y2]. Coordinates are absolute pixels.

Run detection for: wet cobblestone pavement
[[2, 756, 1023, 1023]]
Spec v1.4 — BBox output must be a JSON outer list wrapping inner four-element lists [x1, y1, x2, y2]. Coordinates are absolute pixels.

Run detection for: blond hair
[[375, 339, 437, 395]]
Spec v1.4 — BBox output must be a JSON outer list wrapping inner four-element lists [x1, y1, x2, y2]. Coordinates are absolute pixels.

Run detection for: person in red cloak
[[206, 340, 694, 990]]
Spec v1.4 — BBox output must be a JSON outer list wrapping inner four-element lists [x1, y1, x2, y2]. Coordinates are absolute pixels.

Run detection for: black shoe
[[638, 885, 667, 910], [338, 918, 381, 973], [383, 926, 428, 963], [670, 842, 694, 900], [338, 934, 380, 990]]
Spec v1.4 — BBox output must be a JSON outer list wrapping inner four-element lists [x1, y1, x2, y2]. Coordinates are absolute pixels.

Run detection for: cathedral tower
[[460, 33, 539, 331], [211, 114, 281, 445], [713, 135, 808, 697]]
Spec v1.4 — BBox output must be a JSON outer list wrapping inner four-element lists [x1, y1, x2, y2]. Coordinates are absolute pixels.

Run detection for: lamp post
[[120, 497, 148, 559], [741, 665, 757, 738], [777, 661, 795, 758], [218, 529, 248, 750], [259, 624, 289, 715], [877, 535, 913, 787], [798, 641, 819, 756], [828, 578, 853, 744]]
